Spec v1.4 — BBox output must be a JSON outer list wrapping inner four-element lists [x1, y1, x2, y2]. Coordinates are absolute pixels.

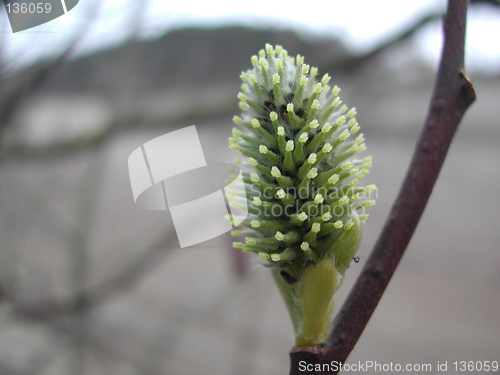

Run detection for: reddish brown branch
[[290, 0, 476, 373]]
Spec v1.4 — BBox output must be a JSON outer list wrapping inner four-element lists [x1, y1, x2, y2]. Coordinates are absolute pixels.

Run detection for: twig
[[322, 13, 442, 74], [289, 0, 476, 373], [10, 233, 176, 321], [0, 4, 99, 129], [470, 0, 499, 5]]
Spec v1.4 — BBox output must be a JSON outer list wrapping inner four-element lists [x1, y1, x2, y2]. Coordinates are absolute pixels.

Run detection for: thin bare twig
[[0, 0, 102, 131], [290, 0, 476, 373], [470, 0, 499, 5], [10, 233, 176, 321], [322, 13, 442, 74]]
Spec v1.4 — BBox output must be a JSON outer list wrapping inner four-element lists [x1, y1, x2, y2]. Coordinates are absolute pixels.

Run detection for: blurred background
[[1, 0, 500, 374]]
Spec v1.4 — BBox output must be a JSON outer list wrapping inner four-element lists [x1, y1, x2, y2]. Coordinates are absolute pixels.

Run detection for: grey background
[[0, 10, 499, 375]]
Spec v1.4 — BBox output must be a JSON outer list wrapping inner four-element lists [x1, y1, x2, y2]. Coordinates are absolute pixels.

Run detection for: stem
[[289, 0, 476, 373]]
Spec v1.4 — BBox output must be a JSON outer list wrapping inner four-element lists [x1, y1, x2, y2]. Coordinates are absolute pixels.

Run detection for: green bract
[[229, 44, 376, 347]]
